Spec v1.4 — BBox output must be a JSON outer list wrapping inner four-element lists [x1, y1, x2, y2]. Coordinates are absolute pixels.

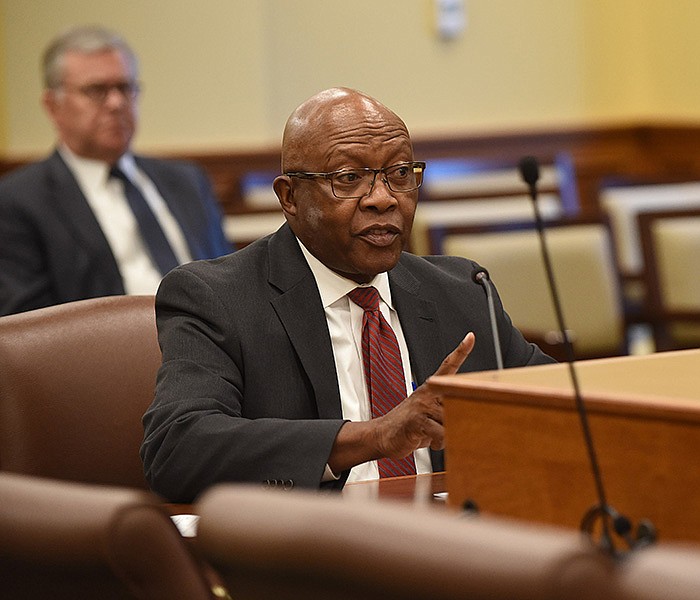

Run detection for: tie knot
[[348, 286, 380, 312], [109, 165, 129, 183]]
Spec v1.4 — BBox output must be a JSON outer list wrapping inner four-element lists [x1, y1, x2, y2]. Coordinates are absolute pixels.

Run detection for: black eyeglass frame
[[284, 161, 426, 199], [54, 81, 142, 104]]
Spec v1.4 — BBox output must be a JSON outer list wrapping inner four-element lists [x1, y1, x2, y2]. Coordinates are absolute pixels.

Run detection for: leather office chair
[[195, 483, 614, 600], [611, 542, 700, 600], [0, 295, 159, 488], [0, 471, 217, 600]]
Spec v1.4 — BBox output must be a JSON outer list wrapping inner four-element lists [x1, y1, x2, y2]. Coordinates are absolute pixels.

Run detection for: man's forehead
[[322, 94, 390, 122], [283, 88, 409, 168], [62, 49, 135, 76]]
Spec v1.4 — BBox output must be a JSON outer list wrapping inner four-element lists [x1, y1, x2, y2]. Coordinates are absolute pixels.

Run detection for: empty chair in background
[[439, 219, 627, 360], [638, 208, 700, 351], [412, 153, 579, 255], [598, 180, 700, 324]]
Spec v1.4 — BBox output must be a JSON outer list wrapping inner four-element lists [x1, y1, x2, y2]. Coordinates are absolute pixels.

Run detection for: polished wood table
[[167, 472, 449, 518], [342, 472, 447, 506]]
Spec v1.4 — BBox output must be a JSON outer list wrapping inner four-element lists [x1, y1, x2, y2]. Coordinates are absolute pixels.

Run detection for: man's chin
[[94, 141, 132, 162], [356, 250, 403, 279]]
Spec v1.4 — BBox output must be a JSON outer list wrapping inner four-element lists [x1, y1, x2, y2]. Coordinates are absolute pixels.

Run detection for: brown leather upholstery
[[0, 471, 216, 599], [0, 295, 159, 488], [611, 542, 700, 600], [195, 484, 615, 600]]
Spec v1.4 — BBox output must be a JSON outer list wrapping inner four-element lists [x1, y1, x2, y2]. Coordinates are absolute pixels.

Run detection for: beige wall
[[644, 0, 700, 119], [2, 0, 700, 159], [0, 0, 8, 150]]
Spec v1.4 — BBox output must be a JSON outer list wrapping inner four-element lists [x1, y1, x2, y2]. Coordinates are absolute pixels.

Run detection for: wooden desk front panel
[[443, 395, 700, 543], [434, 350, 700, 544]]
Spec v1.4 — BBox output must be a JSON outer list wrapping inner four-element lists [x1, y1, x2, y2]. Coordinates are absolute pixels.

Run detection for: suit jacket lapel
[[389, 260, 447, 472], [267, 225, 343, 419], [137, 157, 207, 260], [389, 260, 443, 386]]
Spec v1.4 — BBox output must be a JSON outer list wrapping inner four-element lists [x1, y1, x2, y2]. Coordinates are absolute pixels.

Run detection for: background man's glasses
[[57, 81, 141, 104], [285, 161, 426, 199]]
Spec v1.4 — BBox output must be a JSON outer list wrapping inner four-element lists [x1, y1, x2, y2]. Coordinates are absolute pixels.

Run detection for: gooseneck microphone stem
[[519, 156, 615, 553], [474, 270, 504, 370]]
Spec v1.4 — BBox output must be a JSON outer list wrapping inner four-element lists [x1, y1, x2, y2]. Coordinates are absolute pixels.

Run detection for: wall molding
[[3, 122, 700, 217]]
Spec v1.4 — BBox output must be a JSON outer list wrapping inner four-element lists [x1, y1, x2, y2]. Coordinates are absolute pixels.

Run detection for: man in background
[[0, 25, 231, 316]]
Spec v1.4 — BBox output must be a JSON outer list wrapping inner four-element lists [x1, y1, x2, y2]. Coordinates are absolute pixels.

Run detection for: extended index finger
[[434, 332, 475, 377]]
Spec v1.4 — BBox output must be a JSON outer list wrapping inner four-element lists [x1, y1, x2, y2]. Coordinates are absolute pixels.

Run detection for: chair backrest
[[195, 483, 614, 600], [440, 218, 627, 360], [638, 208, 700, 351], [0, 471, 215, 600], [599, 180, 700, 279], [598, 180, 700, 324], [611, 542, 700, 600], [221, 209, 285, 249], [0, 295, 159, 488], [412, 153, 579, 255]]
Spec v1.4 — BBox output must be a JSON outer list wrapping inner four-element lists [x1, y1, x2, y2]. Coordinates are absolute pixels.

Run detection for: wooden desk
[[168, 472, 448, 517], [342, 472, 447, 506], [429, 349, 700, 544]]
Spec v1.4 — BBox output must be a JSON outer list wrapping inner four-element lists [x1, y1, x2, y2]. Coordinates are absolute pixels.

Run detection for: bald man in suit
[[142, 88, 554, 502]]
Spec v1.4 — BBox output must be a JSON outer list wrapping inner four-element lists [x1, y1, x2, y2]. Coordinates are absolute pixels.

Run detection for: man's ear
[[42, 89, 58, 119], [273, 175, 297, 216]]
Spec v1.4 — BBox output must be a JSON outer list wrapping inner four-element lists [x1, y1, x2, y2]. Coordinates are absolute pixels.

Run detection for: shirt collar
[[296, 238, 393, 309], [58, 145, 135, 187]]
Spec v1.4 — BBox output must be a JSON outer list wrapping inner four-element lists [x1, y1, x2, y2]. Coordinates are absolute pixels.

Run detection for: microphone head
[[518, 156, 540, 187], [471, 267, 489, 284]]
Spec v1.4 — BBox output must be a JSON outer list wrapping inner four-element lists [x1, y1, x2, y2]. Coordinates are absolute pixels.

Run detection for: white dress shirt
[[297, 240, 432, 483], [59, 146, 192, 295]]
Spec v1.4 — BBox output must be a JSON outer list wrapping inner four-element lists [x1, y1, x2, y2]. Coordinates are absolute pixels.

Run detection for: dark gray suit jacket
[[142, 223, 554, 502], [0, 150, 231, 316]]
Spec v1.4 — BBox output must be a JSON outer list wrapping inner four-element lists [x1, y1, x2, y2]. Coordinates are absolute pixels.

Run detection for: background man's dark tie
[[110, 166, 179, 275]]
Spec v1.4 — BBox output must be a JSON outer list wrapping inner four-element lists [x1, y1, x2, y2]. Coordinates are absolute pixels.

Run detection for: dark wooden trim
[[164, 147, 281, 215], [3, 121, 700, 216]]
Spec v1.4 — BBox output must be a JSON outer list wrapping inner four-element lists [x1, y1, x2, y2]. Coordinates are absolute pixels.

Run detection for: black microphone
[[472, 267, 504, 370], [518, 155, 655, 557], [519, 155, 540, 188]]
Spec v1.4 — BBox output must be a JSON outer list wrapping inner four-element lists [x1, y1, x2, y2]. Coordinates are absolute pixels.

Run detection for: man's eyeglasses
[[285, 161, 426, 199], [57, 81, 141, 104]]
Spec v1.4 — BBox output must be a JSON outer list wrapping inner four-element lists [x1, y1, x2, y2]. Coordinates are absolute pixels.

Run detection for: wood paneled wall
[[3, 122, 700, 217], [170, 122, 700, 217]]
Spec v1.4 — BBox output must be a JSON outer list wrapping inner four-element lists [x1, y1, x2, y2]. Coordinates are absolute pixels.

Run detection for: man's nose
[[104, 86, 131, 107], [360, 173, 397, 210]]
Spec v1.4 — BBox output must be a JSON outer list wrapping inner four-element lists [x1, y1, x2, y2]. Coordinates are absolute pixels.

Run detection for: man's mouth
[[358, 226, 400, 247]]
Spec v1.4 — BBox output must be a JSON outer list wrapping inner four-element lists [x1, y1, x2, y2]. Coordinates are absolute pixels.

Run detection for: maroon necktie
[[348, 286, 416, 477]]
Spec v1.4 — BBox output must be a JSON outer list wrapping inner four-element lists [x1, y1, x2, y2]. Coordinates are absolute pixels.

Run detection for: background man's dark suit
[[141, 223, 553, 503], [0, 150, 231, 315]]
